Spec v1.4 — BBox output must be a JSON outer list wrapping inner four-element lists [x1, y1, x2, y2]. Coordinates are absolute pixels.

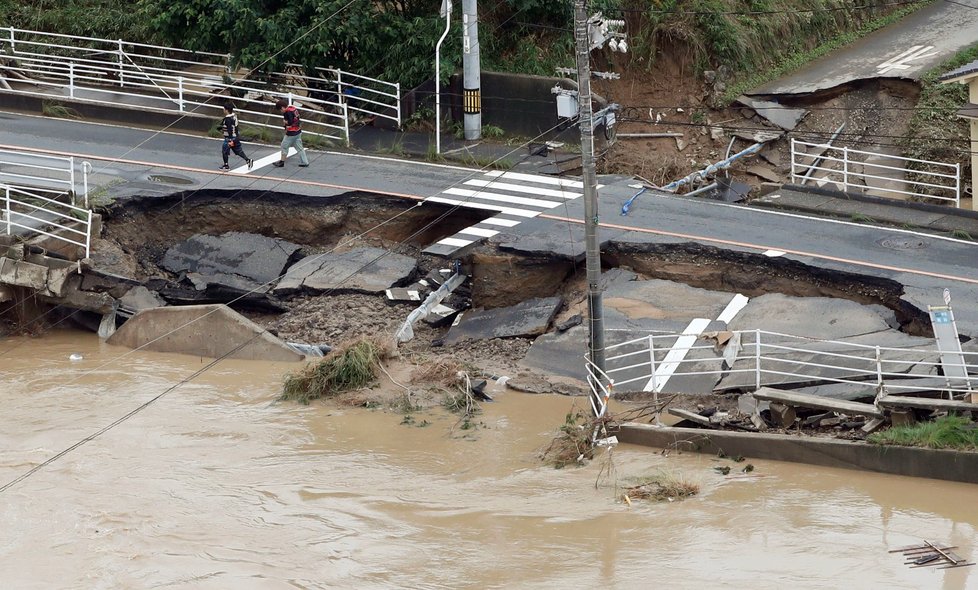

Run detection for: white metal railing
[[596, 328, 975, 400], [791, 138, 961, 207], [2, 184, 92, 258], [0, 27, 403, 142], [0, 148, 89, 206]]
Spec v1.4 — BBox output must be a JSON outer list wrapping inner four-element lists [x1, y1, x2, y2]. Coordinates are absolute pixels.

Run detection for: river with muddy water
[[1, 330, 976, 589]]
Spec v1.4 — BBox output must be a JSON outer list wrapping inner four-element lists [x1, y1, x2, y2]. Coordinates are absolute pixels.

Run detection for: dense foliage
[[0, 0, 934, 89]]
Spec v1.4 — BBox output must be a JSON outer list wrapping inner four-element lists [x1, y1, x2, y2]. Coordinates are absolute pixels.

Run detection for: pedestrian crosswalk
[[422, 170, 601, 256]]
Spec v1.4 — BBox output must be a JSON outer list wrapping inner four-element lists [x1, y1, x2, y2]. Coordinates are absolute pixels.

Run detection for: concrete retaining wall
[[0, 91, 213, 133], [107, 303, 303, 362], [618, 423, 978, 484], [407, 71, 606, 139]]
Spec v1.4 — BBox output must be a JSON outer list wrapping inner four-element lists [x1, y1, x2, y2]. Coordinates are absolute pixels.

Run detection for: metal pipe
[[621, 142, 762, 215]]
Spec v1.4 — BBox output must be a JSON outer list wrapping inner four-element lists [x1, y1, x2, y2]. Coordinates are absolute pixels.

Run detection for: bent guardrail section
[[2, 184, 92, 258]]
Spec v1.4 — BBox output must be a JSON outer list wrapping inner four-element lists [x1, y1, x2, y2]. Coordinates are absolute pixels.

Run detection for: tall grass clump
[[867, 415, 978, 451], [281, 337, 391, 404]]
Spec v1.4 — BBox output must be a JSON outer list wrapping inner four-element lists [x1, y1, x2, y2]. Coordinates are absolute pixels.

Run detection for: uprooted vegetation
[[620, 472, 700, 503], [281, 337, 394, 405]]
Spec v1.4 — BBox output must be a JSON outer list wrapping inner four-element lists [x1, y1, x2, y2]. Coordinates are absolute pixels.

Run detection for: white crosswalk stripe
[[424, 170, 590, 256]]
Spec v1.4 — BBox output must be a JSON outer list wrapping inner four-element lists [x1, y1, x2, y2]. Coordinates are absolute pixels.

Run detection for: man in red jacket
[[273, 98, 310, 168]]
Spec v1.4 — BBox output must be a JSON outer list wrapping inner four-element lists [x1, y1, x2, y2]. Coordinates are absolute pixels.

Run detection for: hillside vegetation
[[0, 0, 932, 91]]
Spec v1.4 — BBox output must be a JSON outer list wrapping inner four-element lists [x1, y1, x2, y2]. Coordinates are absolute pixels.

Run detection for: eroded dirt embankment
[[92, 189, 933, 348]]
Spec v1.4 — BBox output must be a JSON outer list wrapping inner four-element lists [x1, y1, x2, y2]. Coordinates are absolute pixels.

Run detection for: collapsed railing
[[2, 184, 92, 258], [791, 138, 961, 207], [0, 27, 403, 143], [585, 328, 977, 425], [604, 328, 975, 396]]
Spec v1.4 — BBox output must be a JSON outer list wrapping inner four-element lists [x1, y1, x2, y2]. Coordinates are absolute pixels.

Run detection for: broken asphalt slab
[[274, 246, 417, 295], [162, 232, 303, 293], [444, 296, 562, 345], [735, 96, 807, 130]]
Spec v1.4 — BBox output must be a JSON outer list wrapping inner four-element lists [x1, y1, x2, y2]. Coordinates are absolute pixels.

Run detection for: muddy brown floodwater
[[1, 330, 977, 589]]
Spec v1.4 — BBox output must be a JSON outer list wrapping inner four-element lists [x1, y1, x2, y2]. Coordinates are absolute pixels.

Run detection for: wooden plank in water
[[667, 408, 718, 429], [752, 387, 884, 418]]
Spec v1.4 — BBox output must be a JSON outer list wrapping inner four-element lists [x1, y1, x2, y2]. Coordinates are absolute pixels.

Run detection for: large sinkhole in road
[[98, 190, 931, 338]]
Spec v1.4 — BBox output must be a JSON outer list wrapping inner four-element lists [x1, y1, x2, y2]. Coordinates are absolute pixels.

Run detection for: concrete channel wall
[[618, 424, 978, 484]]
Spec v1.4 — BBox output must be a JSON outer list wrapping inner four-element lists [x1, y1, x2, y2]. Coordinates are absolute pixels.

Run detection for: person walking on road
[[219, 104, 253, 171], [273, 98, 309, 168]]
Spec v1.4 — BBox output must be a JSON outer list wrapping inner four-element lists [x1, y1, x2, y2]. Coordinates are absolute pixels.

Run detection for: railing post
[[287, 92, 293, 106], [955, 162, 961, 209], [395, 81, 402, 128], [842, 146, 849, 193], [4, 186, 10, 236], [648, 335, 661, 424], [342, 101, 350, 146], [7, 27, 14, 53], [84, 209, 92, 259], [755, 329, 762, 390], [68, 62, 75, 98], [69, 156, 76, 206], [82, 161, 91, 209], [178, 76, 184, 112], [790, 138, 797, 183], [118, 39, 125, 87], [875, 345, 883, 390]]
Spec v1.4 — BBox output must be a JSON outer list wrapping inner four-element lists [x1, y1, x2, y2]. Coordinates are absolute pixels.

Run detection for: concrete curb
[[617, 423, 978, 484]]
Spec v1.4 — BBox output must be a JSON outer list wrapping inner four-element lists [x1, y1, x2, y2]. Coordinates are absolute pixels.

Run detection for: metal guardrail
[[594, 328, 975, 402], [0, 148, 89, 206], [791, 138, 961, 207], [2, 184, 92, 258], [0, 27, 402, 142]]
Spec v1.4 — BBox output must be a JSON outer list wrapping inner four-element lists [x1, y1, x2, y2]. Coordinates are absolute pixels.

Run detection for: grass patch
[[41, 100, 81, 120], [867, 415, 978, 450], [280, 337, 392, 405], [951, 229, 974, 241], [851, 213, 875, 224], [622, 471, 700, 503]]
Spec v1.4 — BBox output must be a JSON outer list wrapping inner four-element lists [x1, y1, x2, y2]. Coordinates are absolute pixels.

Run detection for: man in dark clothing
[[219, 104, 253, 171], [273, 98, 309, 168]]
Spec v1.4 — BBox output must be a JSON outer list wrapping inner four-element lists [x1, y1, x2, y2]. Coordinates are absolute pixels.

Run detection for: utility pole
[[461, 0, 481, 140], [574, 0, 605, 375]]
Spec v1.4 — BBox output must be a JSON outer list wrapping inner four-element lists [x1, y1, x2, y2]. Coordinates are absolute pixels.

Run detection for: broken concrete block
[[423, 303, 460, 327], [889, 409, 916, 428], [444, 296, 562, 345], [386, 287, 423, 302], [770, 402, 796, 428], [861, 417, 886, 433]]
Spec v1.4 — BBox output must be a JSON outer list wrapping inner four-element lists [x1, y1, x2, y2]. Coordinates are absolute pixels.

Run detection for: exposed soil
[[82, 57, 938, 432], [595, 67, 919, 196]]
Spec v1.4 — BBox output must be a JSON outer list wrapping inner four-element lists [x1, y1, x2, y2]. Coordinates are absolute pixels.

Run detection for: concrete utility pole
[[574, 0, 605, 375], [461, 0, 482, 140]]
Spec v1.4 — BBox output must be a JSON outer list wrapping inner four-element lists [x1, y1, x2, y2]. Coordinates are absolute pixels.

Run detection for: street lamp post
[[435, 0, 453, 155]]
